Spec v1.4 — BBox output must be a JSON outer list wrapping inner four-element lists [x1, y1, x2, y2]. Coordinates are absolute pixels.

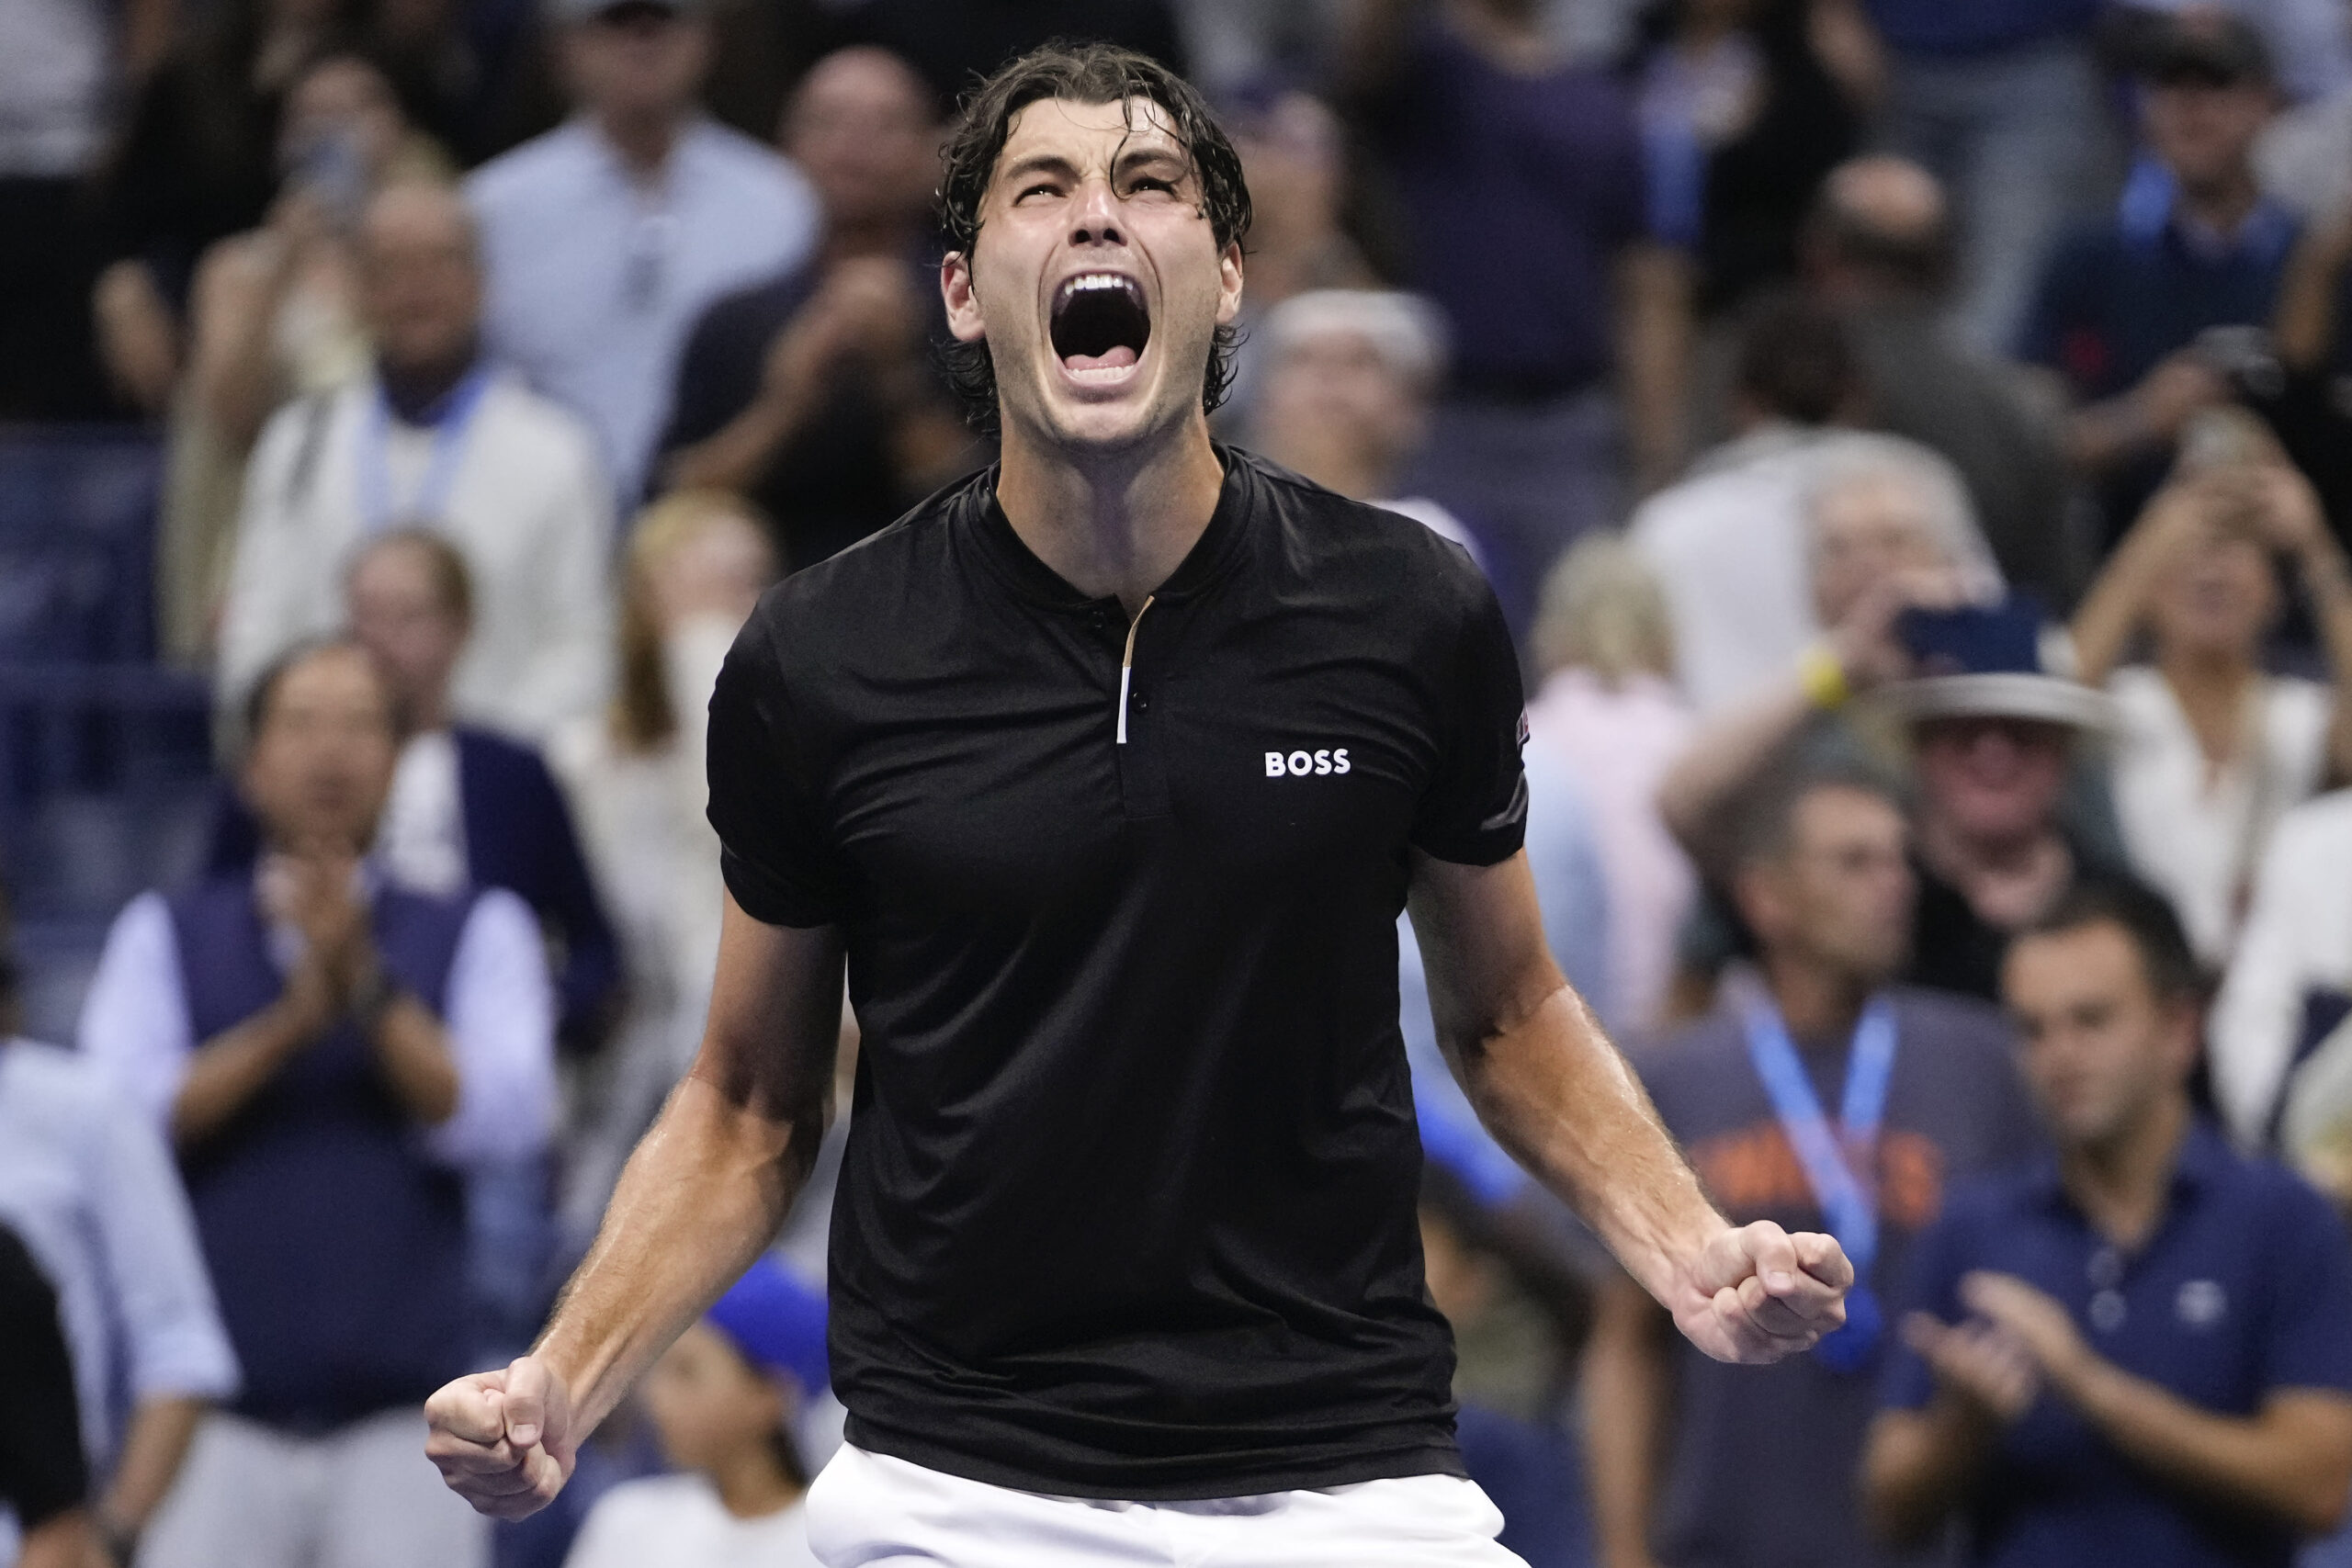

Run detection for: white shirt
[[2108, 666, 2332, 967], [76, 880, 558, 1169], [0, 0, 108, 175], [0, 1041, 240, 1471], [2211, 790, 2352, 1146], [467, 118, 820, 503], [378, 729, 469, 897], [219, 367, 616, 745], [564, 1475, 821, 1568]]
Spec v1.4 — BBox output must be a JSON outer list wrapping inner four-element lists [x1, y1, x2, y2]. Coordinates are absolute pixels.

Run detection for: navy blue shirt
[[1863, 0, 2096, 58], [1883, 1123, 2352, 1568]]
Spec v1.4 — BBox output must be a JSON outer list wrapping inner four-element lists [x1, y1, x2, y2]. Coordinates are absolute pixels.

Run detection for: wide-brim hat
[[1877, 594, 2116, 735]]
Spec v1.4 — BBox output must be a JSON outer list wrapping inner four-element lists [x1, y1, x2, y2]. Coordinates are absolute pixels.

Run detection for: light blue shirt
[[466, 117, 820, 505], [1400, 741, 1612, 1203], [0, 1039, 240, 1472]]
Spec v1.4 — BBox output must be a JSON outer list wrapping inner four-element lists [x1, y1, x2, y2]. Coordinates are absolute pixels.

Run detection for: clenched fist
[[424, 1354, 576, 1519]]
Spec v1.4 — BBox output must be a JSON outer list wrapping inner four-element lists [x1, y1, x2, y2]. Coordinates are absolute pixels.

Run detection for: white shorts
[[804, 1442, 1529, 1568]]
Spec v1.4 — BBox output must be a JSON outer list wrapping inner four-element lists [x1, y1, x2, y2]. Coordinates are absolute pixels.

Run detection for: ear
[[941, 250, 986, 345], [2157, 994, 2205, 1081], [1732, 863, 1782, 946], [1216, 239, 1244, 326]]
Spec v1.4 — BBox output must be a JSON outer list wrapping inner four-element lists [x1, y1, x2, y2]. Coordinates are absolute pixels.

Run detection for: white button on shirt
[[466, 117, 820, 505]]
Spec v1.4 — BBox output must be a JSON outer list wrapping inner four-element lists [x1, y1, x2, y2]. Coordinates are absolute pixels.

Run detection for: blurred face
[[785, 49, 938, 235], [943, 96, 1243, 452], [2149, 520, 2277, 661], [358, 187, 481, 373], [1739, 785, 1916, 986], [280, 57, 406, 181], [1230, 93, 1341, 243], [2142, 79, 2272, 197], [1809, 474, 1950, 626], [1254, 330, 1422, 493], [2004, 921, 2196, 1151], [347, 541, 468, 716], [242, 648, 400, 855], [642, 1323, 789, 1476], [1913, 717, 2071, 846], [644, 513, 775, 634], [564, 4, 710, 126]]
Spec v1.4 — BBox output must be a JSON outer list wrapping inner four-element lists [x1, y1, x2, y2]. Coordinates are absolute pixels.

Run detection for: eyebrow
[[996, 141, 1192, 193]]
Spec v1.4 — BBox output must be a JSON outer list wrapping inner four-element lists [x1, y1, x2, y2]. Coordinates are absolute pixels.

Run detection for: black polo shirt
[[707, 446, 1529, 1499]]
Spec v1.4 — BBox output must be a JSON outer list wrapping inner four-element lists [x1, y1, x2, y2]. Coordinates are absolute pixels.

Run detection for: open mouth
[[1050, 272, 1150, 377]]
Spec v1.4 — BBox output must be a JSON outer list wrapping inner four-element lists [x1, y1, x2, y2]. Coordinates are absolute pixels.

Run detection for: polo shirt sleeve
[[2258, 1177, 2352, 1394], [707, 606, 845, 928], [1410, 577, 1528, 866], [1879, 1203, 1974, 1412]]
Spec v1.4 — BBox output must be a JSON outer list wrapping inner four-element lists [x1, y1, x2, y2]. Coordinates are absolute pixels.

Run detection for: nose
[[1069, 175, 1126, 249]]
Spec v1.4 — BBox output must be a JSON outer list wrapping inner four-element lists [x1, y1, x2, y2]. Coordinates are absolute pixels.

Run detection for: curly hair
[[934, 40, 1252, 433]]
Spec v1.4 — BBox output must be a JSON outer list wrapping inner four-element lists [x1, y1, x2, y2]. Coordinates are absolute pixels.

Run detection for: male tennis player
[[425, 42, 1851, 1564]]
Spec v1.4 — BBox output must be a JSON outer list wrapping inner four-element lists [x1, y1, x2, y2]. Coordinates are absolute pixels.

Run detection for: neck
[[707, 1446, 799, 1521], [597, 107, 683, 180], [379, 345, 480, 423], [2175, 172, 2260, 240], [1761, 951, 1873, 1043], [405, 689, 453, 736], [2160, 642, 2257, 699], [995, 415, 1227, 614], [2062, 1092, 2191, 1247]]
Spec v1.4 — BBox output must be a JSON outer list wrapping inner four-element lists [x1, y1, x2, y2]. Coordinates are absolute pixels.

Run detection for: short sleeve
[[707, 608, 845, 928], [1879, 1206, 1973, 1412], [1410, 580, 1528, 866], [2259, 1179, 2352, 1394]]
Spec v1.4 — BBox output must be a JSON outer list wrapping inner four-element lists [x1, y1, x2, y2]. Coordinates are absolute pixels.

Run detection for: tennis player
[[425, 42, 1851, 1565]]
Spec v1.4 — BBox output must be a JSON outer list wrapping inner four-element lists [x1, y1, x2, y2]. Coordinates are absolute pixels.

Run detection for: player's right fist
[[424, 1353, 576, 1518]]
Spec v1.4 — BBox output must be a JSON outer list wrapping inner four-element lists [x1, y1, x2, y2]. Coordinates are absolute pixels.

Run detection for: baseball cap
[[2133, 10, 2272, 87], [704, 1257, 829, 1397]]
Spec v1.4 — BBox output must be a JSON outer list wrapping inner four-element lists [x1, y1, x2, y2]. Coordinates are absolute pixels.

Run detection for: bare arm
[[184, 230, 302, 455], [1406, 851, 1851, 1360], [1862, 1398, 2007, 1544], [1582, 1275, 1674, 1568], [170, 968, 333, 1147], [365, 989, 460, 1126], [1615, 244, 1692, 497], [425, 895, 844, 1517], [2061, 353, 2228, 476], [91, 260, 180, 414], [2275, 215, 2352, 373], [2066, 481, 2199, 689], [99, 1394, 205, 1550]]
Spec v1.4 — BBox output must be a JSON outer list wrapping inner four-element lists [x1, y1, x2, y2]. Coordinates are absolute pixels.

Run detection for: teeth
[[1059, 272, 1141, 300]]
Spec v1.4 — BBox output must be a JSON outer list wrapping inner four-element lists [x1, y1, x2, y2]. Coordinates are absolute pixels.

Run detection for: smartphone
[[1894, 595, 2046, 678]]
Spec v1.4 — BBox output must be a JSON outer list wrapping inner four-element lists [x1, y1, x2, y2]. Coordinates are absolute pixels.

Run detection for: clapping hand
[[1675, 1221, 1854, 1364]]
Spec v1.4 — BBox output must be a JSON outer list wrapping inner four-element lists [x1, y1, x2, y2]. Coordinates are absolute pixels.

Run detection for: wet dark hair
[[933, 39, 1252, 433], [2018, 880, 2202, 1004]]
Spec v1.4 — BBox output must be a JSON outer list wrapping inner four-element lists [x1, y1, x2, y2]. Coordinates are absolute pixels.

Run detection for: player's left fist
[[1675, 1220, 1852, 1365]]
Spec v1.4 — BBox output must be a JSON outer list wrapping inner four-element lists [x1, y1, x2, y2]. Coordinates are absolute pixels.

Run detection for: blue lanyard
[[358, 363, 495, 535], [1740, 996, 1897, 1276]]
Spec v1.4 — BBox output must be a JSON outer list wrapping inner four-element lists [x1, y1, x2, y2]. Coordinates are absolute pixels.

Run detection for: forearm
[[663, 388, 813, 495], [2062, 396, 2161, 474], [1861, 1401, 1997, 1545], [1583, 1279, 1671, 1568], [368, 993, 460, 1125], [2298, 539, 2352, 701], [1655, 679, 1815, 864], [100, 1395, 205, 1539], [172, 998, 316, 1146], [2063, 1363, 2352, 1533], [17, 1509, 97, 1568], [2067, 526, 2169, 687], [2275, 220, 2352, 372], [1615, 245, 1692, 495], [535, 1073, 814, 1438]]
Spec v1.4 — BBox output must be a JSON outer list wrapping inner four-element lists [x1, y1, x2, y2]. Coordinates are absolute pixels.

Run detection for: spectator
[[77, 641, 556, 1568], [1341, 0, 1686, 633], [1583, 768, 2042, 1568], [0, 1224, 96, 1568], [0, 0, 167, 420], [1246, 288, 1480, 558], [814, 0, 1191, 109], [1864, 0, 2111, 351], [2019, 11, 2298, 550], [1862, 883, 2352, 1568], [465, 0, 820, 505], [561, 1257, 827, 1568], [1631, 0, 1868, 319], [210, 530, 624, 1057], [89, 0, 372, 412], [1213, 85, 1376, 425], [2069, 438, 2352, 967], [1884, 604, 2126, 1001], [1800, 155, 2075, 601], [220, 181, 616, 746], [157, 51, 452, 668], [1526, 536, 1697, 1035], [1, 911, 240, 1568], [1418, 1167, 1594, 1568], [1631, 305, 1995, 716], [2269, 201, 2352, 534], [548, 491, 777, 1258], [657, 45, 975, 571], [2109, 0, 2352, 114]]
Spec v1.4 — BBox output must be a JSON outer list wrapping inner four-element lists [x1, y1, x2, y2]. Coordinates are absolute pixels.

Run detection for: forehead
[[266, 651, 392, 722], [994, 95, 1188, 177], [1792, 784, 1902, 840], [2007, 922, 2142, 1006]]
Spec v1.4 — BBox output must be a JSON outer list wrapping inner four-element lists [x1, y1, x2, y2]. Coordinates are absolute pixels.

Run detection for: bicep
[[1406, 851, 1570, 1062], [691, 892, 846, 1134]]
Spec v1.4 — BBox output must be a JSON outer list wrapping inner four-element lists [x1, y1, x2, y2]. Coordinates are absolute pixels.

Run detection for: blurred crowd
[[8, 0, 2352, 1565]]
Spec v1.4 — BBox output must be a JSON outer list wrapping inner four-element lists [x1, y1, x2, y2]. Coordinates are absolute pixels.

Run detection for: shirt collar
[[2025, 1114, 2231, 1218], [2118, 157, 2298, 266], [966, 443, 1257, 612]]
